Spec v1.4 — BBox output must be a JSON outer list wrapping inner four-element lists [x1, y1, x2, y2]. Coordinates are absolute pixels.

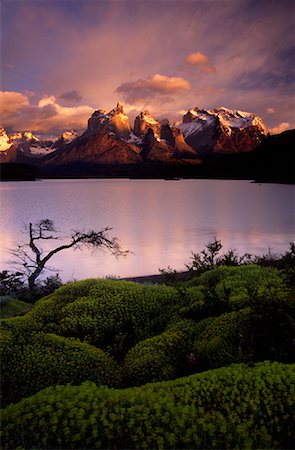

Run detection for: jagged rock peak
[[0, 126, 12, 152], [179, 105, 269, 155], [112, 102, 124, 115], [134, 110, 161, 139], [88, 103, 131, 137]]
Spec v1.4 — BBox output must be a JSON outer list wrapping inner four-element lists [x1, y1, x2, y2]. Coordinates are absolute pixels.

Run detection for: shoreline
[[123, 271, 191, 284]]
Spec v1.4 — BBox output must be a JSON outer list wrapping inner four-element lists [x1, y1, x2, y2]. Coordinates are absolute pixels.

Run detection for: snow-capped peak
[[0, 126, 13, 152], [60, 130, 81, 143], [133, 110, 161, 139], [88, 103, 131, 138], [178, 106, 269, 155]]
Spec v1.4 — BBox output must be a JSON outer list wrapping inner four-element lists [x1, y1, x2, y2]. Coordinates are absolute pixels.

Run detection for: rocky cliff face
[[0, 128, 55, 162], [134, 110, 161, 140], [0, 127, 12, 152], [88, 102, 131, 139], [178, 107, 268, 156], [2, 103, 270, 170], [43, 132, 141, 166]]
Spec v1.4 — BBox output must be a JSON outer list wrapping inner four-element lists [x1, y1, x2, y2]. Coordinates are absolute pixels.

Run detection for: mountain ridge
[[1, 103, 293, 183]]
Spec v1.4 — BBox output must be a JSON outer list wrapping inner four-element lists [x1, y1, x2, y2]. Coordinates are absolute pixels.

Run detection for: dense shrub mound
[[187, 265, 290, 313], [0, 329, 120, 406], [4, 279, 181, 361], [1, 362, 294, 449], [123, 319, 201, 385], [0, 297, 32, 318], [1, 271, 294, 398]]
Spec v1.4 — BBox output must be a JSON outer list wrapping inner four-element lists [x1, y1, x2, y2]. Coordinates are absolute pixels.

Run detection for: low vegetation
[[0, 242, 294, 449]]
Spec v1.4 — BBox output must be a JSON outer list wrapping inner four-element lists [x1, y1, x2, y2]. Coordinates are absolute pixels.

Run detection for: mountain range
[[0, 103, 294, 183]]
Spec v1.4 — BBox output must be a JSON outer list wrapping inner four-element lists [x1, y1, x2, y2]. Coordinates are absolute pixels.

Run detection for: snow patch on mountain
[[0, 127, 12, 152], [88, 102, 131, 138], [134, 110, 161, 140]]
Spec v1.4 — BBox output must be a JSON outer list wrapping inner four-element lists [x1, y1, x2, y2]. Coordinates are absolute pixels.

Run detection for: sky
[[1, 0, 294, 138]]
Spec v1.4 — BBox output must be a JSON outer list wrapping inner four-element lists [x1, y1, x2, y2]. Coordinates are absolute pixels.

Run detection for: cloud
[[2, 1, 294, 132], [59, 90, 82, 103], [0, 91, 29, 114], [0, 91, 93, 135], [266, 107, 276, 114], [201, 65, 217, 74], [269, 122, 290, 135], [186, 52, 208, 65], [185, 51, 216, 75], [115, 73, 190, 104]]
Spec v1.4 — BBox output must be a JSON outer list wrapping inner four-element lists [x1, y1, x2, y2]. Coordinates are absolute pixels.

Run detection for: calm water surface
[[0, 179, 294, 281]]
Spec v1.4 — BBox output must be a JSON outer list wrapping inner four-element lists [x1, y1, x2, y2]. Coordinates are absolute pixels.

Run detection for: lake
[[0, 179, 294, 282]]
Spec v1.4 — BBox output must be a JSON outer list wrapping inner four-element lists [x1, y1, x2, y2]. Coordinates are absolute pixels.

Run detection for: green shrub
[[1, 362, 294, 449], [123, 319, 200, 386], [187, 265, 291, 315], [193, 308, 254, 369], [0, 298, 32, 318], [0, 330, 120, 407], [250, 294, 295, 362], [14, 279, 181, 360], [193, 296, 295, 369]]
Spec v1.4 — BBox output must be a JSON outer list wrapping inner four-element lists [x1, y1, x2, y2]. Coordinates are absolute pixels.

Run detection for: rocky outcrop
[[141, 128, 175, 162], [2, 103, 271, 172], [88, 103, 131, 139], [134, 110, 161, 140], [172, 127, 200, 159], [0, 126, 12, 152], [0, 128, 55, 162], [178, 107, 268, 156], [42, 129, 141, 166]]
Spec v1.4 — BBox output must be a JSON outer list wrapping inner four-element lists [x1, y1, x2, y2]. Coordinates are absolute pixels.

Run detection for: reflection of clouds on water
[[0, 179, 294, 281]]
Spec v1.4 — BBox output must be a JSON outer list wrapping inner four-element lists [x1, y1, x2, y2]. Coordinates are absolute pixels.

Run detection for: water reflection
[[0, 179, 294, 281]]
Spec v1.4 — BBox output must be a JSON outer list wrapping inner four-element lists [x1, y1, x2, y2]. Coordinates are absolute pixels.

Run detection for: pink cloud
[[269, 122, 290, 135], [116, 73, 190, 104], [185, 51, 216, 76], [0, 91, 29, 114], [0, 91, 93, 135], [186, 52, 208, 65]]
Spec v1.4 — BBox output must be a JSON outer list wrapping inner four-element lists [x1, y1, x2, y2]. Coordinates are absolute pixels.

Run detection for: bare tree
[[9, 219, 128, 290]]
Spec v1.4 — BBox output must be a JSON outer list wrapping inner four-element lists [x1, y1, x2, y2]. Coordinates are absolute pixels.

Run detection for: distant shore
[[123, 271, 191, 284]]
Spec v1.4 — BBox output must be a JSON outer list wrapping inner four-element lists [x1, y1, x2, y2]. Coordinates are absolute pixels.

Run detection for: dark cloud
[[116, 74, 190, 104], [0, 91, 92, 134], [59, 90, 82, 103]]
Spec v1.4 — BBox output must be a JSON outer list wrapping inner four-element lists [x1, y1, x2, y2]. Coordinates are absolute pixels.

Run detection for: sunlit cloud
[[115, 73, 190, 104], [0, 91, 29, 114], [266, 107, 276, 114], [269, 122, 290, 135], [0, 91, 93, 135], [1, 0, 294, 133], [186, 52, 208, 65], [186, 51, 216, 75], [201, 65, 217, 75]]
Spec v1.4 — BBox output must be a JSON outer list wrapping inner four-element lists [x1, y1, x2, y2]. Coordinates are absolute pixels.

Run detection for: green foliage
[[187, 265, 292, 316], [1, 268, 293, 402], [16, 279, 181, 360], [123, 320, 200, 386], [0, 329, 120, 407], [193, 308, 254, 369], [0, 270, 62, 303], [0, 298, 32, 318], [1, 362, 294, 449], [186, 238, 223, 273]]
